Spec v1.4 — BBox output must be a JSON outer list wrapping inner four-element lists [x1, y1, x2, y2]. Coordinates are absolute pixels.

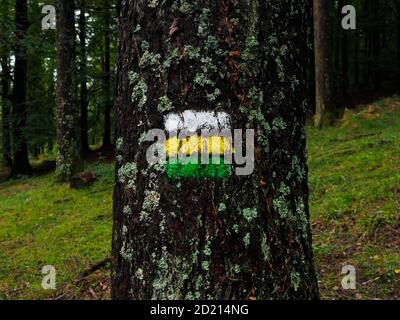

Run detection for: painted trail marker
[[163, 110, 233, 179]]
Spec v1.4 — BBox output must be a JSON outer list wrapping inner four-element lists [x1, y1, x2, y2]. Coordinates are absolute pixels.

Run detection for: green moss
[[201, 261, 209, 271], [206, 88, 221, 102], [118, 162, 137, 189], [135, 268, 144, 280], [116, 137, 124, 152], [218, 203, 227, 212], [243, 233, 251, 248], [129, 72, 148, 110], [197, 8, 210, 38], [0, 161, 114, 299], [148, 0, 160, 8], [123, 205, 132, 216], [242, 207, 258, 222], [290, 271, 301, 292], [157, 95, 174, 113], [272, 117, 287, 131]]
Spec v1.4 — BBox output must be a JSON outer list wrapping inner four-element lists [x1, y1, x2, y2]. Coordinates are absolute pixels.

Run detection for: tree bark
[[102, 0, 112, 150], [11, 0, 32, 176], [370, 0, 381, 90], [313, 0, 332, 128], [1, 54, 12, 167], [0, 54, 11, 167], [354, 27, 360, 87], [0, 1, 12, 167], [55, 0, 83, 181], [338, 0, 349, 96], [363, 0, 371, 88], [397, 1, 400, 61], [112, 0, 319, 300], [79, 0, 90, 156]]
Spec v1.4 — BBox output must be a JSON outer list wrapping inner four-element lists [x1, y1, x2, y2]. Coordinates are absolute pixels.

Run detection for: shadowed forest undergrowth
[[0, 97, 399, 300]]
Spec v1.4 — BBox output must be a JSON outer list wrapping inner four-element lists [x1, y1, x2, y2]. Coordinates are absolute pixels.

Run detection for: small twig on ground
[[76, 257, 111, 283]]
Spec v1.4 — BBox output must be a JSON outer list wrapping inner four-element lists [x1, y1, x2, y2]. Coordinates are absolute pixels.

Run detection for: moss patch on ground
[[308, 96, 400, 299], [0, 162, 113, 299]]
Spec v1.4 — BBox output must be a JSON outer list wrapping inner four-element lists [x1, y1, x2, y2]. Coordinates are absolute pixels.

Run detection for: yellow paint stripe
[[164, 136, 234, 157]]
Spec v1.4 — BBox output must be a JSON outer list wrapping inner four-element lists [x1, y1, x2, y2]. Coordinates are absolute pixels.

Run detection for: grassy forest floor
[[0, 96, 399, 300]]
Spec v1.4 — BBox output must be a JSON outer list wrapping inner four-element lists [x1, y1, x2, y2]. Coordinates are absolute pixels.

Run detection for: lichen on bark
[[112, 0, 319, 300]]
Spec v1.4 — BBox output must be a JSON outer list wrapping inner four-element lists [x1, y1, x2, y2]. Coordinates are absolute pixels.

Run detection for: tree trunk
[[313, 0, 332, 128], [363, 0, 371, 88], [397, 1, 400, 61], [370, 0, 381, 90], [102, 0, 112, 150], [0, 0, 12, 167], [338, 0, 349, 97], [333, 2, 340, 97], [55, 0, 83, 181], [11, 0, 32, 176], [354, 27, 360, 87], [0, 54, 11, 167], [112, 0, 319, 300], [79, 0, 90, 156]]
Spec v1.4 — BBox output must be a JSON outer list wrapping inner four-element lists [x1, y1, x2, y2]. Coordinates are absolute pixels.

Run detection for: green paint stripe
[[166, 159, 231, 179]]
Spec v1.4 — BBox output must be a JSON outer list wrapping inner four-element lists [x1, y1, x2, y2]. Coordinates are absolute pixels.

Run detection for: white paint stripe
[[164, 110, 231, 132]]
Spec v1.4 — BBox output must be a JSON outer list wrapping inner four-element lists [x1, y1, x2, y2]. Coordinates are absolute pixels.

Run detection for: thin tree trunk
[[341, 30, 349, 95], [1, 54, 12, 167], [397, 1, 400, 61], [363, 0, 371, 88], [102, 0, 112, 150], [11, 0, 32, 176], [79, 0, 90, 156], [112, 0, 319, 300], [55, 0, 83, 182], [314, 0, 332, 128], [354, 27, 360, 87], [333, 1, 341, 97], [339, 0, 349, 96], [371, 0, 381, 90], [0, 0, 11, 167]]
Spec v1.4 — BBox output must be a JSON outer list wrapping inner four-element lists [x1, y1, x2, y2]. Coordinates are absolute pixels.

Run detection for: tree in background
[[26, 0, 56, 158], [11, 0, 32, 176], [112, 0, 319, 299], [79, 0, 90, 155], [314, 0, 333, 128], [0, 1, 12, 167], [101, 0, 112, 150], [397, 1, 400, 60], [55, 0, 82, 181]]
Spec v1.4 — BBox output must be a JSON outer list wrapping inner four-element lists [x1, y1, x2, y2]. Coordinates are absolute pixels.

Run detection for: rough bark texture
[[79, 0, 90, 155], [112, 0, 318, 300], [55, 0, 83, 181], [11, 0, 32, 176], [313, 0, 332, 128]]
